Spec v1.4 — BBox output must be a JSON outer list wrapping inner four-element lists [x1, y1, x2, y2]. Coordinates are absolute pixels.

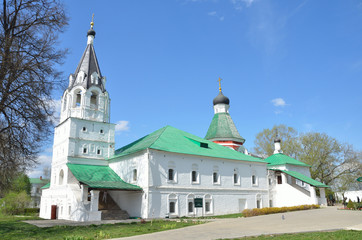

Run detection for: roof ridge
[[149, 125, 171, 148]]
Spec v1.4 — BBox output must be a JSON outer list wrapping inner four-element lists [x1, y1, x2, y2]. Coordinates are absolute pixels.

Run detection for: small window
[[97, 149, 101, 155], [82, 127, 87, 132], [133, 169, 137, 181], [213, 172, 218, 183], [191, 171, 197, 182], [188, 201, 194, 213], [256, 200, 261, 208], [76, 93, 81, 107], [234, 173, 238, 184], [83, 148, 87, 154], [277, 175, 282, 184], [205, 202, 210, 212], [200, 142, 208, 148], [169, 202, 175, 213], [252, 175, 257, 185], [100, 129, 104, 134], [168, 169, 174, 181]]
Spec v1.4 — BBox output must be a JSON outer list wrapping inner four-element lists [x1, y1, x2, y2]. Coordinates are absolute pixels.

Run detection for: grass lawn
[[225, 230, 362, 240], [0, 214, 203, 240]]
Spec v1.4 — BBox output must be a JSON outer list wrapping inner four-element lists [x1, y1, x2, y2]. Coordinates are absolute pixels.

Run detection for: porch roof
[[271, 169, 329, 188], [67, 163, 142, 190]]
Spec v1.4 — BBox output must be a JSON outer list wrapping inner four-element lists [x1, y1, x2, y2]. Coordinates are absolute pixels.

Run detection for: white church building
[[39, 23, 328, 221]]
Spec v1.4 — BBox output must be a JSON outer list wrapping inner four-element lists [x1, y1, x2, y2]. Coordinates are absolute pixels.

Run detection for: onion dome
[[87, 28, 96, 37], [213, 92, 230, 106]]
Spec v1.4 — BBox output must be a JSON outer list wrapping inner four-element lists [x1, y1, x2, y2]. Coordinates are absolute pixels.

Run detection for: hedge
[[242, 204, 320, 217]]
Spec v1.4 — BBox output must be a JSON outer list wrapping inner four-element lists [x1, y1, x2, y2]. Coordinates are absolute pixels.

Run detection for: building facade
[[40, 23, 327, 222]]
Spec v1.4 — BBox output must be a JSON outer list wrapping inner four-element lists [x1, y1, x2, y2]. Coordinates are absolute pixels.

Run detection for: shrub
[[0, 191, 31, 215], [24, 208, 40, 215], [347, 199, 354, 209], [242, 204, 320, 217]]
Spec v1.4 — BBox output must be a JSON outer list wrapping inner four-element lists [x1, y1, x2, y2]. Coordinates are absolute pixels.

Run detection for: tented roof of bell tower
[[68, 26, 105, 92]]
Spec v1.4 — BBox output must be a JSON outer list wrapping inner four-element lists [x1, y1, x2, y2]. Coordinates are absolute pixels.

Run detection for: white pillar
[[81, 185, 88, 202], [90, 190, 99, 212], [319, 188, 327, 206], [281, 173, 287, 184], [310, 186, 318, 204]]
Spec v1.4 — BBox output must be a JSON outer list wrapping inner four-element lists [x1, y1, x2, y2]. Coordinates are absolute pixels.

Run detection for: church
[[39, 22, 328, 221]]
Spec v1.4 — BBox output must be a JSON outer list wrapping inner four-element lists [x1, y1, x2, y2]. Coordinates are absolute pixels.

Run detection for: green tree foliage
[[254, 124, 301, 158], [299, 132, 362, 186], [254, 125, 362, 188], [11, 173, 31, 195], [0, 190, 30, 215], [0, 0, 68, 195]]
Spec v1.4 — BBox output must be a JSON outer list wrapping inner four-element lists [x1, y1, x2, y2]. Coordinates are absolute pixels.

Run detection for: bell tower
[[50, 18, 115, 188]]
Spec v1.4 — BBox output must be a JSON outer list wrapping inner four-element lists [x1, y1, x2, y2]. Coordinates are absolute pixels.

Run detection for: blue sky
[[29, 0, 362, 177]]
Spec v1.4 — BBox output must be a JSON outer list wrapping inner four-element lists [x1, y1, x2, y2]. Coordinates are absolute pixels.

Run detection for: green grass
[[0, 215, 203, 240], [224, 230, 362, 240]]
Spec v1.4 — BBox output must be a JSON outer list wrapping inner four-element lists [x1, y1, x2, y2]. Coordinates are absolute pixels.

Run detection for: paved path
[[112, 207, 362, 240]]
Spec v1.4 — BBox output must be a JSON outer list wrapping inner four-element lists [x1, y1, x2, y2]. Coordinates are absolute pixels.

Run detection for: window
[[192, 171, 197, 182], [252, 175, 256, 185], [133, 169, 137, 181], [205, 202, 210, 212], [169, 202, 175, 213], [59, 169, 64, 185], [269, 200, 273, 208], [256, 200, 261, 208], [187, 194, 195, 215], [82, 127, 87, 132], [277, 175, 282, 184], [168, 194, 177, 215], [213, 172, 218, 183], [256, 194, 262, 208], [168, 169, 174, 181], [204, 194, 212, 214], [76, 92, 81, 107], [188, 201, 194, 213], [97, 149, 101, 155], [83, 147, 87, 154], [90, 91, 98, 109], [100, 129, 104, 134]]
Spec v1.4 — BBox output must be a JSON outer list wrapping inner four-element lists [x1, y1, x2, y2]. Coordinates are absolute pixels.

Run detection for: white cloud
[[231, 0, 256, 10], [207, 11, 224, 21], [115, 120, 130, 133], [26, 154, 52, 178], [271, 98, 287, 107]]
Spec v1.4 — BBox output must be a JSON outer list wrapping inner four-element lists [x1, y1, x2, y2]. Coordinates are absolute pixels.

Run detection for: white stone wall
[[109, 149, 269, 218]]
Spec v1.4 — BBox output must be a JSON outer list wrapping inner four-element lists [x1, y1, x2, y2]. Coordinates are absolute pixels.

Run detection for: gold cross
[[218, 77, 222, 92], [90, 14, 94, 29]]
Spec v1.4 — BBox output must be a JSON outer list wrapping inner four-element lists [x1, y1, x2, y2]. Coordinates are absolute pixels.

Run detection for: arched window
[[59, 169, 64, 185], [191, 164, 199, 184], [256, 194, 262, 208], [133, 169, 137, 181], [90, 91, 98, 109], [187, 194, 195, 215], [204, 194, 213, 214], [168, 194, 177, 215], [167, 161, 176, 182], [213, 166, 219, 184], [74, 90, 82, 107]]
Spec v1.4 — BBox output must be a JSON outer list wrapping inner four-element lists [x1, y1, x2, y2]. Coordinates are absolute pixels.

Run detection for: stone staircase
[[99, 191, 130, 220]]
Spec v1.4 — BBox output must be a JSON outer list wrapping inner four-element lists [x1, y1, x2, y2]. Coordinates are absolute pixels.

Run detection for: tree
[[11, 172, 31, 195], [253, 124, 301, 158], [0, 0, 68, 195], [299, 132, 362, 186]]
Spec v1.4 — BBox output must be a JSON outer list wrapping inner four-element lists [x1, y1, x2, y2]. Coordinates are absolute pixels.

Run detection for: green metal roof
[[272, 169, 329, 188], [264, 153, 310, 167], [205, 113, 245, 143], [67, 163, 142, 190], [29, 178, 49, 185], [41, 183, 50, 189], [111, 125, 263, 163]]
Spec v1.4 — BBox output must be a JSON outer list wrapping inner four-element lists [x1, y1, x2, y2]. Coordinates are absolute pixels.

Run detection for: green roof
[[41, 183, 50, 189], [205, 113, 245, 143], [29, 178, 49, 185], [67, 163, 142, 190], [272, 169, 329, 188], [111, 125, 263, 163], [264, 153, 310, 167]]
